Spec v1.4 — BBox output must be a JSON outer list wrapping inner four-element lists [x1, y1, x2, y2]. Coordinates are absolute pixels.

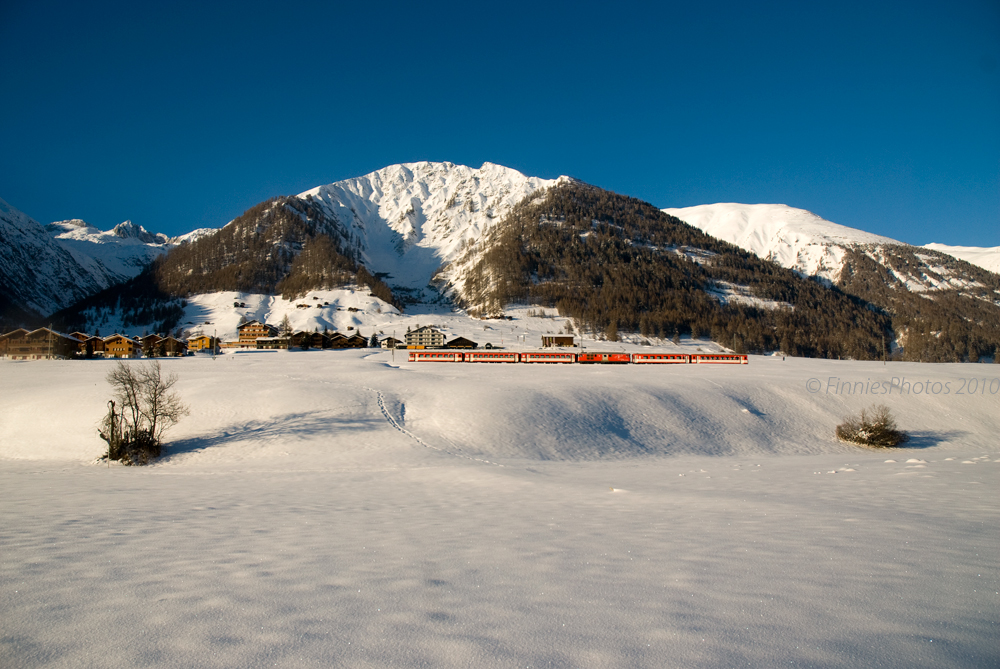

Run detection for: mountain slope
[[0, 198, 105, 323], [451, 182, 893, 360], [664, 203, 1000, 361]]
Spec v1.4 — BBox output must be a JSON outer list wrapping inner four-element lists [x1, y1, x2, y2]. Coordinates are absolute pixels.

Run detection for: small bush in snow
[[836, 404, 908, 448]]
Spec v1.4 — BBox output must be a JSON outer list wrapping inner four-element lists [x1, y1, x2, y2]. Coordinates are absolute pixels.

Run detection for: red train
[[408, 351, 748, 365]]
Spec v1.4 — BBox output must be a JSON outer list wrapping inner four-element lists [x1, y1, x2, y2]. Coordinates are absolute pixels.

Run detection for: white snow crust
[[922, 242, 1000, 274], [1, 339, 998, 667]]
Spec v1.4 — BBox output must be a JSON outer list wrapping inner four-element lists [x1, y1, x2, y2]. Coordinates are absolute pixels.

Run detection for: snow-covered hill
[[298, 162, 562, 299], [922, 243, 1000, 274]]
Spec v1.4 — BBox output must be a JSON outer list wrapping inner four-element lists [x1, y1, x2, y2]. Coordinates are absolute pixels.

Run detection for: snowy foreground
[[1, 351, 998, 668]]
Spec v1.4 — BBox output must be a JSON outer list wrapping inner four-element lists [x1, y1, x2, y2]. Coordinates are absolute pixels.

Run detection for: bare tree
[[99, 361, 189, 465]]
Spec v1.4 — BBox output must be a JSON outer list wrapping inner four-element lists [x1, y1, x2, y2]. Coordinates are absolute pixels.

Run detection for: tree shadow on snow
[[161, 411, 382, 459], [897, 429, 971, 449]]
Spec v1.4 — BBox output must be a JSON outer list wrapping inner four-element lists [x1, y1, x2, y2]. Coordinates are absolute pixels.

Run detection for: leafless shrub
[[836, 404, 909, 448], [99, 361, 189, 465]]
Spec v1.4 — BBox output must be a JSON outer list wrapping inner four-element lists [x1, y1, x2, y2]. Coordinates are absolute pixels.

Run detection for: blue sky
[[1, 0, 997, 245]]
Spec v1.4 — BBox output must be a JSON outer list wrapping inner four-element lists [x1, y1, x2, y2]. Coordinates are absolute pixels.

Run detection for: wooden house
[[160, 336, 188, 357], [139, 334, 163, 356], [326, 332, 348, 349], [104, 334, 141, 359], [187, 335, 218, 353], [256, 336, 290, 350], [344, 334, 368, 348], [445, 336, 478, 349], [0, 329, 29, 357], [79, 335, 106, 357], [303, 331, 326, 349], [1, 328, 78, 360]]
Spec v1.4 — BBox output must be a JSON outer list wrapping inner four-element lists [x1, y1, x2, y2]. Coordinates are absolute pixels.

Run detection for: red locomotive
[[576, 352, 631, 364]]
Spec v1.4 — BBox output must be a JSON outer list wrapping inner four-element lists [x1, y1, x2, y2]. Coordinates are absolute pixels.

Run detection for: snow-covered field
[[1, 350, 998, 668]]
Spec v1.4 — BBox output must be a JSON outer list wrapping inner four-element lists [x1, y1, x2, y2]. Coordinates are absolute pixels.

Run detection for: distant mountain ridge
[[4, 162, 1000, 362], [0, 197, 178, 326]]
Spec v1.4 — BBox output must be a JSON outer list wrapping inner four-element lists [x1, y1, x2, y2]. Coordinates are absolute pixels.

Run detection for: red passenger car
[[631, 353, 691, 364], [408, 351, 464, 362], [691, 353, 748, 364], [576, 352, 631, 364], [464, 351, 519, 363], [520, 351, 576, 363]]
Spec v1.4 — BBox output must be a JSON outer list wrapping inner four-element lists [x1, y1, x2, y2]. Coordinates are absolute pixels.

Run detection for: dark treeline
[[461, 182, 893, 359], [49, 269, 185, 335]]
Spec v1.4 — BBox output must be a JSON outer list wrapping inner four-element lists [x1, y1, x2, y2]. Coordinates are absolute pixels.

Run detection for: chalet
[[79, 335, 106, 357], [289, 331, 312, 349], [187, 335, 219, 353], [297, 331, 326, 349], [256, 336, 290, 350], [343, 333, 368, 348], [541, 335, 576, 348], [104, 334, 141, 359], [445, 336, 478, 349], [405, 326, 445, 348], [0, 329, 29, 357], [160, 336, 188, 357], [139, 334, 163, 356], [380, 336, 403, 349], [326, 332, 348, 348], [1, 328, 78, 360]]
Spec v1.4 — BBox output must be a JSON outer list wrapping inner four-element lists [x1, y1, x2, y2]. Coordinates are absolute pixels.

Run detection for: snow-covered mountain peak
[[664, 202, 998, 302], [111, 220, 168, 244], [299, 161, 560, 295], [663, 203, 906, 282]]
